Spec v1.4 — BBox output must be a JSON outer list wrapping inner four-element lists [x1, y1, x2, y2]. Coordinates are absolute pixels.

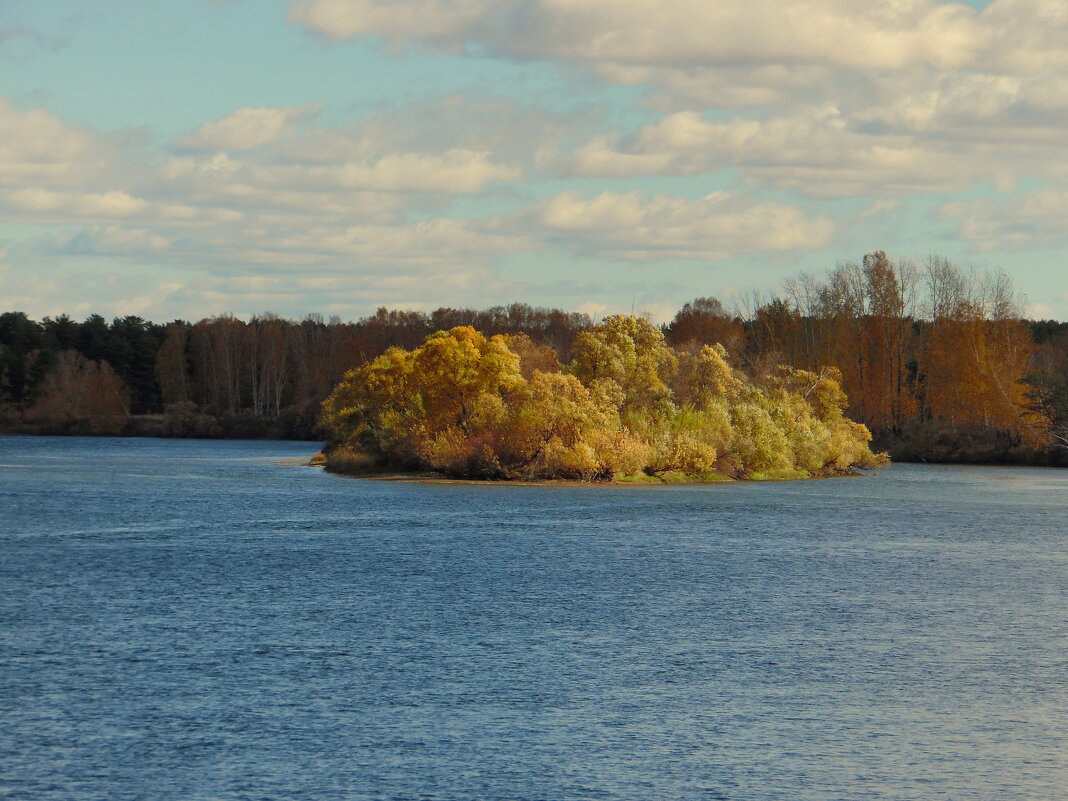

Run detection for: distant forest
[[2, 252, 1067, 465]]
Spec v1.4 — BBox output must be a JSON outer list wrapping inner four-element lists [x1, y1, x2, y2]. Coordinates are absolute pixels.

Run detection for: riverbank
[[5, 423, 1063, 468], [0, 410, 319, 441], [873, 422, 1068, 467], [317, 460, 865, 485]]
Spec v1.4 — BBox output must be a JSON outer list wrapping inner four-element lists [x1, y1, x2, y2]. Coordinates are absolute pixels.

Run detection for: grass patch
[[747, 468, 811, 481], [615, 470, 735, 484], [614, 473, 668, 484]]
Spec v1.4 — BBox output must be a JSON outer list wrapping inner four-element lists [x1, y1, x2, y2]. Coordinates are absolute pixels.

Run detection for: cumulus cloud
[[159, 148, 518, 205], [939, 189, 1068, 251], [255, 217, 538, 268], [175, 103, 323, 151], [8, 188, 146, 217], [535, 190, 834, 260], [595, 63, 836, 109], [1, 97, 525, 254], [2, 187, 242, 225], [288, 0, 1068, 207], [0, 95, 536, 325], [0, 97, 117, 187], [161, 100, 524, 205], [1028, 301, 1057, 319], [569, 107, 983, 197], [288, 0, 1068, 75], [290, 149, 520, 192], [2, 93, 845, 307], [856, 70, 1068, 144], [569, 86, 1068, 197]]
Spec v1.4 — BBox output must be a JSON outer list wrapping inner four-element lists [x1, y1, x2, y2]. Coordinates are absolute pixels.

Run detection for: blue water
[[2, 436, 1067, 800]]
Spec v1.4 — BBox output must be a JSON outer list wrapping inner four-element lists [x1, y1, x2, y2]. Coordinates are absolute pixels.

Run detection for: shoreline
[[313, 464, 869, 486], [8, 432, 1059, 469]]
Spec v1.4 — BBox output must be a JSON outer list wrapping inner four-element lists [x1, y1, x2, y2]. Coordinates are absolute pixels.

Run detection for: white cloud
[[288, 0, 1068, 207], [636, 300, 680, 326], [939, 189, 1068, 251], [535, 190, 834, 260], [857, 199, 902, 220], [159, 150, 516, 203], [596, 63, 835, 109], [175, 103, 322, 151], [2, 187, 242, 224], [0, 96, 528, 280], [161, 102, 524, 201], [154, 268, 513, 320], [855, 71, 1068, 144], [1028, 301, 1056, 319], [336, 149, 520, 192], [569, 134, 677, 177], [288, 0, 1068, 76], [254, 149, 521, 193], [567, 89, 1068, 197], [568, 107, 983, 197], [0, 97, 116, 187], [266, 217, 537, 266], [289, 0, 496, 43], [575, 300, 608, 321], [8, 188, 147, 217]]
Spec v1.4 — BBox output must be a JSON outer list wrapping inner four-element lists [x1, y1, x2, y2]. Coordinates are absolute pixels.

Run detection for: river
[[2, 436, 1067, 800]]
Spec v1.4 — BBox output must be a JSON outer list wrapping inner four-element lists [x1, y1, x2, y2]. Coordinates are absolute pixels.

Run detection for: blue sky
[[2, 0, 1066, 323]]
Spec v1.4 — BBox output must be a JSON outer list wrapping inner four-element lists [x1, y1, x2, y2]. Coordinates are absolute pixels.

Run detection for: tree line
[[1, 254, 1066, 464], [726, 253, 1067, 463], [0, 305, 594, 439]]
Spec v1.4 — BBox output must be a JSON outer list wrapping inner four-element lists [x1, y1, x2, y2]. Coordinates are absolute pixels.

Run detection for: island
[[319, 315, 887, 482]]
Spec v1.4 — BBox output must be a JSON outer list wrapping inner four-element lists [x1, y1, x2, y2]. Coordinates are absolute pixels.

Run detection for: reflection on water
[[2, 436, 1067, 800]]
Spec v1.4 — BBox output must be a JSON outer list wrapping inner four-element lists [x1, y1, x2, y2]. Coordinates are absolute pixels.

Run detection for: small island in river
[[319, 315, 887, 483]]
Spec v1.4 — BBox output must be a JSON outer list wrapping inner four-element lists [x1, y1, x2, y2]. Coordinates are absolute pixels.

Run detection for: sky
[[2, 0, 1067, 324]]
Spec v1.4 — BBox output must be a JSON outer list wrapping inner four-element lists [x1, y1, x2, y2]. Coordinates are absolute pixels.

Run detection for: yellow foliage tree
[[320, 318, 886, 481], [570, 315, 677, 418]]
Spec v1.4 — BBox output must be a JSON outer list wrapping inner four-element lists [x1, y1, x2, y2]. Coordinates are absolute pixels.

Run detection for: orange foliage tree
[[26, 350, 130, 434]]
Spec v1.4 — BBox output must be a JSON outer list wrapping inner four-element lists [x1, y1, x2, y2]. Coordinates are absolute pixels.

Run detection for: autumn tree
[[918, 262, 1034, 440], [25, 350, 130, 434], [570, 315, 678, 419], [320, 318, 885, 481], [856, 252, 919, 430], [771, 253, 919, 433], [666, 297, 746, 352]]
